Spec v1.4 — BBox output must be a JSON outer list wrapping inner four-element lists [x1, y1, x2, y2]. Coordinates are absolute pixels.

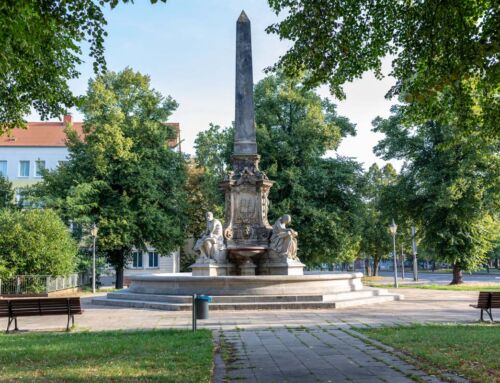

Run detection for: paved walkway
[[1, 288, 486, 382], [218, 327, 447, 383], [0, 289, 483, 332]]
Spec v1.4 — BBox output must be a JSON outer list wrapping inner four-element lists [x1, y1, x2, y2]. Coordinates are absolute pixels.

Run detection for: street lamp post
[[90, 223, 98, 294], [389, 219, 399, 288], [411, 226, 418, 281], [401, 243, 405, 280]]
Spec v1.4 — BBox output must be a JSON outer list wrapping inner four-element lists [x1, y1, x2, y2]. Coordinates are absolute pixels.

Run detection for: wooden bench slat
[[472, 292, 499, 321], [2, 297, 83, 332]]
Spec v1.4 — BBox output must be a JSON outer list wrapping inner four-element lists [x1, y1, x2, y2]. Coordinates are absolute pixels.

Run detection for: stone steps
[[92, 289, 402, 311], [106, 288, 390, 303]]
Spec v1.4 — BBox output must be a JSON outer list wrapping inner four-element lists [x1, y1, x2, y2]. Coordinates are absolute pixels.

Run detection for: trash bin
[[194, 295, 212, 320]]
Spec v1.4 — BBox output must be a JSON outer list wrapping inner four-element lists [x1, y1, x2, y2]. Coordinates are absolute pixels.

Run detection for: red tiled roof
[[0, 119, 180, 148], [0, 121, 84, 147]]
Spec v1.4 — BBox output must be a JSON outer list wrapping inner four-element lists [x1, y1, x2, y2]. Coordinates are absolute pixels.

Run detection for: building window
[[19, 161, 30, 177], [0, 161, 7, 177], [132, 251, 143, 268], [35, 160, 46, 177], [148, 251, 159, 268]]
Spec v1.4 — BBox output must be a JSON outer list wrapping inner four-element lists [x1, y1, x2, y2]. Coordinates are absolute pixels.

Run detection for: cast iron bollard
[[192, 294, 212, 332]]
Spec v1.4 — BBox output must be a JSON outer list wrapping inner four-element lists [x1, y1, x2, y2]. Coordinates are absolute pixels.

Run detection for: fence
[[0, 273, 89, 296]]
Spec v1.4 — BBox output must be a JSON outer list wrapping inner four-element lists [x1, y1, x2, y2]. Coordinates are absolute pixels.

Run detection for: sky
[[30, 0, 400, 170]]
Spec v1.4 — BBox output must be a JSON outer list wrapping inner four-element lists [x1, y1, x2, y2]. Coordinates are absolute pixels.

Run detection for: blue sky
[[31, 0, 399, 170]]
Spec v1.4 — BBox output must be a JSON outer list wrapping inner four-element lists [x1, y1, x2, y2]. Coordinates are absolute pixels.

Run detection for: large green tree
[[36, 68, 187, 288], [195, 73, 363, 265], [358, 163, 398, 276], [0, 209, 77, 279], [0, 0, 166, 132], [373, 106, 498, 284], [266, 0, 498, 138]]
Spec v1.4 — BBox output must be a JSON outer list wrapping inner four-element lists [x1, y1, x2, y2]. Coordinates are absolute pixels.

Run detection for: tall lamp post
[[411, 226, 418, 281], [401, 243, 405, 280], [389, 219, 399, 288], [90, 223, 98, 294]]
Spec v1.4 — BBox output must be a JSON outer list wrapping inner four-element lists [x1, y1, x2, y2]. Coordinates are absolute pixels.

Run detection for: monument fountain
[[94, 12, 402, 311]]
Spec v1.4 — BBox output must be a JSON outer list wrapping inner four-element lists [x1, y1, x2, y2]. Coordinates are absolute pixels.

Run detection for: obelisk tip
[[238, 10, 249, 23]]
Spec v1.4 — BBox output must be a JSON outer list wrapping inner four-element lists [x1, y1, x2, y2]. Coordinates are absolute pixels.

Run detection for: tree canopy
[[373, 106, 498, 283], [267, 0, 498, 139], [0, 0, 166, 132], [358, 163, 398, 275], [0, 209, 77, 278], [35, 68, 187, 288]]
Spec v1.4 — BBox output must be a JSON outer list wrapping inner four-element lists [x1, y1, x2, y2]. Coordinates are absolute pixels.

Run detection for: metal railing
[[0, 273, 88, 296]]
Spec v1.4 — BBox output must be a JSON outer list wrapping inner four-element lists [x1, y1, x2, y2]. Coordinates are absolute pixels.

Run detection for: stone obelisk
[[219, 11, 274, 275], [234, 10, 257, 156]]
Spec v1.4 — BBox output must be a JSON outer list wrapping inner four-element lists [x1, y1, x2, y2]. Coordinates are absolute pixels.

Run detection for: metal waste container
[[194, 295, 212, 319]]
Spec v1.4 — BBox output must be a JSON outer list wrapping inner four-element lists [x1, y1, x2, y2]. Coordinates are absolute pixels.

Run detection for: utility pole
[[411, 226, 418, 281]]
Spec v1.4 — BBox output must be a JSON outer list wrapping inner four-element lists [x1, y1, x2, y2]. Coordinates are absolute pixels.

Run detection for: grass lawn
[[0, 329, 213, 383], [358, 324, 500, 383], [369, 283, 500, 291]]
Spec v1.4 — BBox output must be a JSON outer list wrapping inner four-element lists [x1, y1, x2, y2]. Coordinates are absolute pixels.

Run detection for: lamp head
[[389, 219, 397, 236], [90, 223, 98, 237]]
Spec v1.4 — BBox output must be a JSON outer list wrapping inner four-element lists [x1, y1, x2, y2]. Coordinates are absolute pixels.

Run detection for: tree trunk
[[373, 258, 380, 276], [450, 263, 463, 285], [115, 265, 124, 289], [364, 258, 372, 276], [496, 258, 499, 270], [107, 248, 128, 289]]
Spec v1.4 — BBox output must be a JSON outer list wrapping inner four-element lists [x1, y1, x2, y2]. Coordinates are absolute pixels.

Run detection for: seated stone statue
[[269, 214, 299, 261], [193, 212, 225, 262]]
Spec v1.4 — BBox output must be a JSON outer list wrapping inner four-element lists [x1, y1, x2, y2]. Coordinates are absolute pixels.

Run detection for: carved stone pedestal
[[191, 261, 235, 276], [259, 258, 305, 276], [239, 259, 257, 276]]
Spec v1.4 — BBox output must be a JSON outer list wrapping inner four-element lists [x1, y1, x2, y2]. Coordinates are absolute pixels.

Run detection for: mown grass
[[359, 324, 500, 383], [0, 329, 213, 383], [369, 283, 500, 291]]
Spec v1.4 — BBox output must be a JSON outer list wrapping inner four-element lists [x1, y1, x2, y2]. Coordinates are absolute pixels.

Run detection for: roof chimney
[[63, 115, 72, 125]]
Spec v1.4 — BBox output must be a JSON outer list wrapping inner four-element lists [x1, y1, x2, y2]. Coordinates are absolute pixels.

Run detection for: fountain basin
[[126, 272, 364, 296]]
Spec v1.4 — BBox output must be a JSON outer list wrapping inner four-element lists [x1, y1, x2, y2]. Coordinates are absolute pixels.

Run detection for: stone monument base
[[191, 261, 235, 276], [258, 258, 305, 275], [190, 257, 305, 276]]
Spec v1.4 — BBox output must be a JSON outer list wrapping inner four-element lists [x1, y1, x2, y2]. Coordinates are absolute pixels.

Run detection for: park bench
[[0, 297, 83, 333], [470, 291, 499, 321]]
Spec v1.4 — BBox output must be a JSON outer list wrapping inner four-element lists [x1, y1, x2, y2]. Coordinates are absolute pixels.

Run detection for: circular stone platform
[[126, 272, 364, 296]]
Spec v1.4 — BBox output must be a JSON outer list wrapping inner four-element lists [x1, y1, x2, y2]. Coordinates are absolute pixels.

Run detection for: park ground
[[1, 287, 499, 382]]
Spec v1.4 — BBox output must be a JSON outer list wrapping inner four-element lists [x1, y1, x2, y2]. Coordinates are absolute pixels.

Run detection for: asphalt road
[[377, 271, 500, 283]]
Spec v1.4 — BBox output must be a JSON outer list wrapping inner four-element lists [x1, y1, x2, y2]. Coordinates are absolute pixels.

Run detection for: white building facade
[[0, 117, 181, 276]]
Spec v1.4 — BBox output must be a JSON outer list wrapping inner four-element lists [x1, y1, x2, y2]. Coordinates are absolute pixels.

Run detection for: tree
[[266, 1, 498, 139], [373, 106, 498, 284], [193, 123, 233, 214], [195, 73, 363, 265], [0, 0, 166, 132], [0, 209, 77, 279], [36, 68, 187, 288], [358, 163, 397, 276], [0, 175, 14, 208]]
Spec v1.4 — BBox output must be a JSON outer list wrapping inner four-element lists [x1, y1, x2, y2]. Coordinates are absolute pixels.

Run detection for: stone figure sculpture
[[269, 215, 299, 261], [194, 212, 225, 262]]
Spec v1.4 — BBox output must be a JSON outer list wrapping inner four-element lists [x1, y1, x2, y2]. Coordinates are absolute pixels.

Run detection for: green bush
[[0, 209, 77, 278]]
